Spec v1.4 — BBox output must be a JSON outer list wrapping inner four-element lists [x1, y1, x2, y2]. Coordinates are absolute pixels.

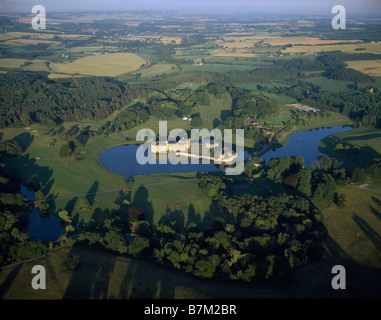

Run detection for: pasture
[[50, 53, 146, 77]]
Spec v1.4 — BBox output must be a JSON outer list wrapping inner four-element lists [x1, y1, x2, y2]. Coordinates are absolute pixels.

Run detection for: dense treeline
[[0, 71, 148, 128], [142, 88, 211, 119], [316, 52, 377, 83], [280, 82, 381, 127], [324, 68, 374, 83], [317, 51, 381, 68]]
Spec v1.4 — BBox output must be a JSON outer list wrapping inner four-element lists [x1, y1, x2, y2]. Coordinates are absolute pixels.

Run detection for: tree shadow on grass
[[131, 185, 154, 222], [353, 214, 381, 252], [91, 207, 111, 229], [118, 258, 174, 299], [201, 200, 230, 229], [0, 264, 22, 299], [187, 203, 202, 227], [158, 206, 185, 232], [371, 196, 381, 207], [86, 181, 99, 206], [2, 154, 53, 191], [13, 132, 34, 153], [293, 234, 381, 298], [42, 178, 55, 196], [64, 197, 78, 216], [62, 244, 116, 299], [369, 205, 381, 223]]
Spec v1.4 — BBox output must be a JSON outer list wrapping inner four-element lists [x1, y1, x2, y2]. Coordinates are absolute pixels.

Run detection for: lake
[[100, 144, 250, 177], [100, 126, 354, 177], [260, 126, 354, 165]]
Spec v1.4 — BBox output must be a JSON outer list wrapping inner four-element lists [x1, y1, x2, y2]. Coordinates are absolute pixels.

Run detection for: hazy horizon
[[1, 0, 381, 17]]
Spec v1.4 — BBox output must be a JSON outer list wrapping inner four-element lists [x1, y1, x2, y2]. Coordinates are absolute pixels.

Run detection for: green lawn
[[321, 181, 381, 272], [306, 75, 354, 93], [198, 92, 232, 124], [319, 127, 381, 171]]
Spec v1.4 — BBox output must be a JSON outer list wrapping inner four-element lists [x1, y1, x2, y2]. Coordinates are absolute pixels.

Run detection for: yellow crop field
[[281, 42, 381, 54], [50, 52, 146, 77], [209, 48, 256, 58], [221, 34, 361, 49], [48, 73, 84, 79], [345, 60, 381, 77]]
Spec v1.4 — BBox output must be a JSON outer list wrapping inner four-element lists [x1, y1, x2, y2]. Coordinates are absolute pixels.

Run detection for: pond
[[19, 185, 68, 241]]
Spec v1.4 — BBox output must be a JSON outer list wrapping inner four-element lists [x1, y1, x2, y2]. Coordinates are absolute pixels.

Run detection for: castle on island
[[150, 137, 238, 163]]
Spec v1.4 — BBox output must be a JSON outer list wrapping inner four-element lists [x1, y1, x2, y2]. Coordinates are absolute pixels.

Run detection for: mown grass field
[[319, 127, 381, 171], [320, 181, 381, 280], [305, 75, 354, 93], [197, 92, 232, 124], [50, 53, 146, 77]]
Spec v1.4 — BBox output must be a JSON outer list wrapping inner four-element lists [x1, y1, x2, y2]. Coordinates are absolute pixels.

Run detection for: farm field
[[133, 63, 176, 78], [0, 58, 30, 69], [221, 34, 362, 49], [281, 42, 381, 55], [50, 53, 146, 77], [345, 59, 381, 77]]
